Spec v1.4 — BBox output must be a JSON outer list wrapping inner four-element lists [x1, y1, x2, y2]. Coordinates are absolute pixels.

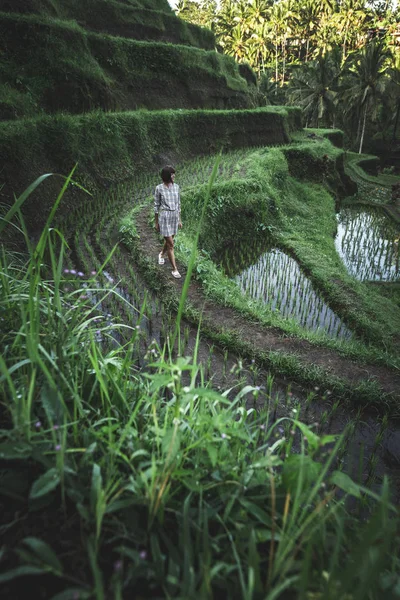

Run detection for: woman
[[154, 165, 182, 279]]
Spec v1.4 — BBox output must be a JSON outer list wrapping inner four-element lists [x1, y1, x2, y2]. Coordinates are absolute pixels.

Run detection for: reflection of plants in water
[[226, 248, 351, 339], [335, 207, 400, 281]]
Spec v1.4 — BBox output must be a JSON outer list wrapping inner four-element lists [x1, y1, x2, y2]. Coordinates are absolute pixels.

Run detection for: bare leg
[[164, 235, 178, 271], [160, 239, 168, 258]]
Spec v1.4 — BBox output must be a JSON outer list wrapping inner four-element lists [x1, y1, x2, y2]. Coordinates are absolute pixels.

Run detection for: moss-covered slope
[[0, 106, 301, 230], [0, 12, 256, 119], [0, 0, 214, 48]]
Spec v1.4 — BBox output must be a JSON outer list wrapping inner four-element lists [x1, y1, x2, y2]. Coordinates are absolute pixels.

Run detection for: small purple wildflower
[[139, 550, 147, 560], [53, 424, 59, 430], [35, 421, 42, 428], [278, 426, 284, 434], [77, 271, 84, 277], [70, 269, 76, 275], [55, 444, 61, 451], [114, 560, 123, 572], [91, 270, 96, 275], [221, 433, 227, 439], [63, 268, 70, 274], [260, 424, 266, 430]]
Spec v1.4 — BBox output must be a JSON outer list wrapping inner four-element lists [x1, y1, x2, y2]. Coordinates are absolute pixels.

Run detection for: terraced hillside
[[0, 0, 303, 229], [0, 3, 257, 120], [1, 0, 399, 406], [1, 2, 400, 597]]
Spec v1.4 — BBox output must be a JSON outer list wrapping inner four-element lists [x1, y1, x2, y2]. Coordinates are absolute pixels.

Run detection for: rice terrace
[[1, 0, 400, 598]]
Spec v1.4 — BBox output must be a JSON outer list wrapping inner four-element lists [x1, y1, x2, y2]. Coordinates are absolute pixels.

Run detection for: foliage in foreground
[[0, 175, 399, 599]]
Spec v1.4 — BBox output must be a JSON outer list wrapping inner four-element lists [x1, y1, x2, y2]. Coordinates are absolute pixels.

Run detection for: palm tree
[[297, 0, 320, 61], [267, 3, 283, 88], [219, 23, 249, 62], [287, 52, 339, 127], [339, 40, 391, 153], [337, 0, 370, 63], [388, 54, 400, 140], [247, 22, 273, 74]]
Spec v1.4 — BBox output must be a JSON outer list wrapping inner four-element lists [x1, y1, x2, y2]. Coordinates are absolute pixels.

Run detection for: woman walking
[[154, 165, 182, 279]]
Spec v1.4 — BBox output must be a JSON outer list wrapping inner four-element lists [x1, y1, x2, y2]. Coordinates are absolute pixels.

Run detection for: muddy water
[[220, 246, 351, 340], [335, 205, 400, 282]]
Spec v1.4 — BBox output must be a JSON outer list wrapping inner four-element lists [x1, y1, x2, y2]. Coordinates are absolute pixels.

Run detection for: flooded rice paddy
[[335, 205, 400, 282], [220, 245, 351, 339], [218, 204, 399, 338]]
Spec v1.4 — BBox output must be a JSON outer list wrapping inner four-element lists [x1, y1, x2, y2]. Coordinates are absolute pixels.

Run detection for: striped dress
[[154, 182, 181, 237]]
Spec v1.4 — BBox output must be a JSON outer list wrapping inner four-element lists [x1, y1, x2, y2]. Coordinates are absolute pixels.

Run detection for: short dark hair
[[160, 165, 175, 183]]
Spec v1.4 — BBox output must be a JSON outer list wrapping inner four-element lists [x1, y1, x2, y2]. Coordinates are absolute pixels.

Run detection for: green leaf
[[162, 427, 181, 462], [30, 468, 60, 500], [0, 173, 53, 235], [0, 442, 32, 460], [293, 420, 320, 451], [239, 499, 272, 526], [330, 470, 361, 498], [320, 434, 338, 446], [76, 502, 90, 522], [105, 497, 136, 514], [206, 444, 218, 467], [0, 565, 46, 583], [282, 455, 322, 495], [147, 373, 174, 393], [22, 537, 63, 573], [40, 384, 63, 423], [90, 463, 102, 512]]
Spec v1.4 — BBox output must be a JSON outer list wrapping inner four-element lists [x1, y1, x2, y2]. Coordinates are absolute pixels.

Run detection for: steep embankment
[[0, 106, 301, 230], [0, 0, 214, 47], [0, 0, 290, 232], [0, 12, 256, 120]]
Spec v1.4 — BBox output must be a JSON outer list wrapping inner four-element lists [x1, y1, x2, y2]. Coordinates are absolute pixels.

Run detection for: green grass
[[345, 151, 400, 189], [0, 0, 175, 19], [0, 171, 399, 599], [0, 11, 251, 119], [119, 145, 400, 393], [178, 148, 400, 355], [0, 106, 299, 232], [292, 128, 345, 148]]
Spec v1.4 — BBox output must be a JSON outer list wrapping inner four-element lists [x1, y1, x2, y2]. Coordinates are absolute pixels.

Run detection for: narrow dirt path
[[135, 206, 400, 402]]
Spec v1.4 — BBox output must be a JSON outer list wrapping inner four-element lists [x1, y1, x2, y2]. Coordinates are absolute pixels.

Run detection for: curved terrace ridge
[[130, 203, 400, 404]]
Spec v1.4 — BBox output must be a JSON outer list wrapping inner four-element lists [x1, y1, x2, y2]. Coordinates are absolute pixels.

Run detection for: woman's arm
[[178, 186, 182, 227], [154, 187, 161, 231]]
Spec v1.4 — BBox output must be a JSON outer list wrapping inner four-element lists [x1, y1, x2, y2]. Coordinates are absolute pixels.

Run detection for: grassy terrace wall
[[0, 0, 215, 49], [282, 143, 357, 198], [0, 0, 173, 16], [0, 13, 252, 120], [0, 106, 301, 230]]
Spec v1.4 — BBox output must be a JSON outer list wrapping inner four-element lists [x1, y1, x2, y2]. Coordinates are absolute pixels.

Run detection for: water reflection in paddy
[[335, 206, 400, 281], [221, 247, 351, 339]]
